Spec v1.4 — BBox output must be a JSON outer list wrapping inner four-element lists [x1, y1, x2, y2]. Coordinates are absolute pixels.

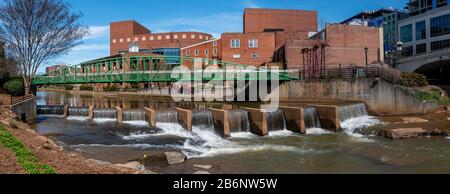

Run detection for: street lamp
[[364, 47, 369, 67]]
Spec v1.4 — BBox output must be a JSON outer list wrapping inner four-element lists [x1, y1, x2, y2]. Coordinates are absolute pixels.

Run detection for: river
[[33, 91, 450, 174]]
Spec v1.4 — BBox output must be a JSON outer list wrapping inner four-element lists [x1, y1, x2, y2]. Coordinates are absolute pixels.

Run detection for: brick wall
[[244, 9, 318, 33]]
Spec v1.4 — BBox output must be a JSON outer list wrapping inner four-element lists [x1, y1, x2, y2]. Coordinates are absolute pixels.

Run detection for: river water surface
[[33, 91, 450, 174]]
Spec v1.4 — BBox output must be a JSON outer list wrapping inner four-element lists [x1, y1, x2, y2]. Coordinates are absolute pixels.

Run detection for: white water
[[340, 116, 381, 142], [268, 130, 298, 137], [121, 131, 154, 140], [66, 116, 89, 121], [122, 121, 150, 126], [306, 128, 334, 135], [93, 118, 117, 123]]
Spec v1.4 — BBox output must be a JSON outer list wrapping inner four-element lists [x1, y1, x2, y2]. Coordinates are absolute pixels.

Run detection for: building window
[[142, 37, 146, 41], [206, 36, 210, 40], [191, 34, 196, 39], [150, 36, 154, 40], [401, 46, 413, 57], [231, 39, 240, 48], [416, 43, 427, 54], [233, 54, 241, 59], [416, 20, 426, 40], [431, 39, 450, 51], [205, 49, 209, 56], [174, 35, 178, 39], [182, 34, 187, 39], [194, 49, 199, 56], [127, 38, 131, 42], [139, 48, 150, 53], [119, 38, 123, 43], [199, 35, 203, 39], [165, 35, 170, 40], [430, 14, 450, 37], [400, 24, 413, 43], [134, 37, 139, 42], [251, 53, 259, 59], [158, 36, 162, 40], [112, 39, 117, 43], [213, 48, 217, 56], [248, 39, 259, 48], [212, 41, 217, 47], [185, 50, 190, 57]]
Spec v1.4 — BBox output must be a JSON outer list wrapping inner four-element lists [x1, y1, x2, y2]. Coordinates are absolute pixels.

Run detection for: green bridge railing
[[33, 56, 298, 85]]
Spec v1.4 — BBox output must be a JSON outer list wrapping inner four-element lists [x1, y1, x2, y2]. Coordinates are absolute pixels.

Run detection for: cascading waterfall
[[37, 105, 64, 115], [266, 109, 286, 131], [339, 103, 380, 138], [68, 107, 89, 117], [123, 109, 147, 121], [192, 110, 215, 131], [93, 108, 117, 119], [228, 109, 251, 133], [304, 107, 322, 129], [155, 110, 179, 124], [339, 103, 369, 122]]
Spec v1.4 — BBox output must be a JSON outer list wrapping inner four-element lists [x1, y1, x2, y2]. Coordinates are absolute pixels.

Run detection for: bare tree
[[0, 0, 88, 90]]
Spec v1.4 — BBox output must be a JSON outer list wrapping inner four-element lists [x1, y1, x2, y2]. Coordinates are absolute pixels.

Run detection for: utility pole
[[365, 47, 369, 67]]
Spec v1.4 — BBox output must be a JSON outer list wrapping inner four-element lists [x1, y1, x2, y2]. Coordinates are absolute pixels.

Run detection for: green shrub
[[79, 84, 93, 91], [3, 78, 24, 96], [399, 73, 429, 87], [64, 85, 74, 91]]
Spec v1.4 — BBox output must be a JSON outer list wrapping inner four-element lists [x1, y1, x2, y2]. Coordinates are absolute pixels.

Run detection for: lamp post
[[364, 47, 369, 67]]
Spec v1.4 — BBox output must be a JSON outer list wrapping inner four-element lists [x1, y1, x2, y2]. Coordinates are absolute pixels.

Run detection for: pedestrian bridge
[[32, 56, 298, 85]]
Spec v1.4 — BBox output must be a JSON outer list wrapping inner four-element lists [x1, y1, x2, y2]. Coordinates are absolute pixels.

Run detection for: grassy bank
[[0, 124, 55, 174]]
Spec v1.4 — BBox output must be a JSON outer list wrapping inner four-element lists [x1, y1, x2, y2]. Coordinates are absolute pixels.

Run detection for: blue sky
[[43, 0, 409, 73]]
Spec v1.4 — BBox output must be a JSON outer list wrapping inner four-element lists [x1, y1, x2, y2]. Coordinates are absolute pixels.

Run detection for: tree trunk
[[22, 75, 30, 95]]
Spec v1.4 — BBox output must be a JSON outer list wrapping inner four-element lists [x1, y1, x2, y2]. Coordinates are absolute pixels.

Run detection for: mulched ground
[[0, 111, 139, 174]]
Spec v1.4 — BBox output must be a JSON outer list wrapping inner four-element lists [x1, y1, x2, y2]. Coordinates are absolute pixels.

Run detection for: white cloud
[[85, 25, 109, 40], [243, 0, 260, 8], [71, 44, 109, 52]]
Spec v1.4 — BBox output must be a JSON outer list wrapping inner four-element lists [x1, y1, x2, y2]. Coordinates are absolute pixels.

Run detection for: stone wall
[[277, 78, 438, 115], [11, 97, 36, 124]]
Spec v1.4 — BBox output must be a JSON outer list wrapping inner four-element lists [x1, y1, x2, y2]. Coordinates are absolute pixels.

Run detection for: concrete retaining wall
[[242, 108, 268, 136], [310, 105, 340, 131], [144, 108, 157, 126], [210, 108, 231, 137], [11, 97, 36, 124], [278, 78, 438, 115], [175, 108, 192, 130], [279, 107, 306, 134]]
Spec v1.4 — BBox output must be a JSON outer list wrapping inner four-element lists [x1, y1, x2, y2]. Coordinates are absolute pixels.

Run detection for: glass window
[[251, 53, 259, 59], [400, 24, 413, 43], [152, 48, 181, 65], [212, 41, 217, 47], [416, 43, 427, 54], [213, 48, 217, 56], [194, 49, 199, 56], [205, 49, 209, 56], [416, 21, 426, 40], [401, 46, 413, 57], [231, 39, 240, 48], [431, 39, 450, 51], [248, 39, 259, 48], [431, 14, 450, 37], [185, 50, 190, 56], [233, 54, 240, 59]]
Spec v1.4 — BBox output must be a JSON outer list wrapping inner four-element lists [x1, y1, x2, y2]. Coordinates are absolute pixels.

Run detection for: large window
[[400, 24, 413, 42], [431, 39, 450, 51], [416, 43, 427, 54], [416, 20, 426, 40], [248, 39, 259, 48], [231, 39, 240, 48], [401, 46, 413, 57], [430, 14, 450, 37], [152, 48, 180, 65]]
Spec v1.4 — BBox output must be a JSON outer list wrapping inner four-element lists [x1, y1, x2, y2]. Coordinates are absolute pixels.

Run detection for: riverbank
[[0, 110, 144, 174]]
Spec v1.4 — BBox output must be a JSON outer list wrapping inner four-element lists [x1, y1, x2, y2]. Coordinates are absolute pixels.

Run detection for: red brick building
[[284, 24, 384, 69], [243, 8, 318, 34], [110, 20, 213, 55]]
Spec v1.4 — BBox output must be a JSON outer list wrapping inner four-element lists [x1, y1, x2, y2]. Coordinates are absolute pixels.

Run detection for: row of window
[[230, 39, 259, 49], [185, 48, 218, 57], [232, 53, 260, 59], [112, 34, 211, 44], [400, 13, 450, 43], [400, 39, 450, 57]]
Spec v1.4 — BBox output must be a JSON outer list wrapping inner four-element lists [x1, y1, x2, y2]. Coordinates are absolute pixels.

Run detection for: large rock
[[165, 152, 186, 165], [117, 161, 145, 171], [402, 117, 428, 123], [381, 128, 427, 139], [138, 153, 168, 167]]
